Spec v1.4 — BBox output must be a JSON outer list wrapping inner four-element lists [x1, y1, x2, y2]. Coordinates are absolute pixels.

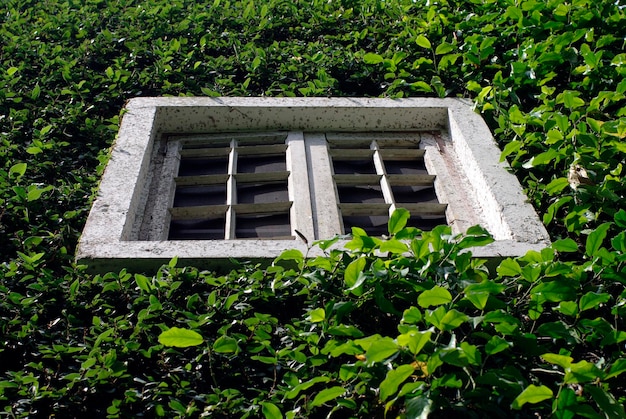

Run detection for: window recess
[[141, 130, 447, 242]]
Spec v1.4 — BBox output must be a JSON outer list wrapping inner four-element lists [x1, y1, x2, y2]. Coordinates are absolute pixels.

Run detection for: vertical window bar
[[286, 131, 315, 242], [371, 140, 397, 218], [306, 133, 342, 239], [225, 138, 238, 240]]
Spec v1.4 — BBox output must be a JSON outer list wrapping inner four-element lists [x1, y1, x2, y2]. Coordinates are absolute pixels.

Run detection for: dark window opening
[[169, 217, 225, 240], [236, 213, 291, 239], [237, 182, 289, 204], [173, 185, 227, 207]]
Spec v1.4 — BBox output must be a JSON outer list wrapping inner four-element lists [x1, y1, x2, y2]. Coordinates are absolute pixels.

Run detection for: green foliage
[[1, 0, 625, 417]]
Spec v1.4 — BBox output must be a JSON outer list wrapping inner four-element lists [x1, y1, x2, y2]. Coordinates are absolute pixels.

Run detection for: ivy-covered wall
[[1, 0, 624, 417]]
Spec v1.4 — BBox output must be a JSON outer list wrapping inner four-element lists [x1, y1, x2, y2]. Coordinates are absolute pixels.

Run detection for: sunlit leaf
[[363, 53, 383, 64], [308, 308, 326, 323], [551, 238, 578, 253], [285, 377, 331, 399], [380, 364, 415, 401], [310, 386, 345, 408], [388, 208, 410, 235], [415, 35, 432, 49], [213, 335, 239, 353], [344, 256, 366, 293], [418, 286, 452, 308], [585, 223, 611, 257], [397, 329, 432, 355], [579, 291, 610, 312], [379, 239, 409, 254], [261, 402, 283, 419], [365, 337, 399, 363], [158, 327, 203, 348], [497, 258, 521, 277], [511, 384, 553, 409]]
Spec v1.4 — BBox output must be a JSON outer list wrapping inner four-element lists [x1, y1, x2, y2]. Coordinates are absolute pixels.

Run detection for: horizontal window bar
[[170, 204, 228, 219], [235, 172, 290, 183], [233, 201, 293, 215], [333, 174, 382, 185], [236, 144, 288, 155], [379, 149, 426, 159], [400, 203, 448, 215], [386, 174, 436, 186], [179, 147, 231, 157], [175, 174, 229, 186]]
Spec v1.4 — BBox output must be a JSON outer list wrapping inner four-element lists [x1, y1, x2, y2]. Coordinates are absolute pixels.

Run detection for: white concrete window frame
[[76, 97, 550, 272]]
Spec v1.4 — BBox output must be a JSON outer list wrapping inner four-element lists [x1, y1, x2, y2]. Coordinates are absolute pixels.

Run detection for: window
[[140, 130, 450, 244], [77, 97, 550, 272]]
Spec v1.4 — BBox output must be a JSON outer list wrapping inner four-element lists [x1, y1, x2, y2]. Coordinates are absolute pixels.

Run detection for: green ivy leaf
[[485, 335, 511, 355], [531, 281, 577, 303], [500, 140, 522, 161], [511, 384, 553, 409], [606, 358, 626, 379], [614, 209, 626, 228], [585, 222, 612, 257], [388, 208, 410, 235], [327, 324, 364, 338], [579, 291, 610, 312], [565, 360, 603, 384], [310, 386, 345, 408], [158, 327, 203, 348], [134, 274, 152, 293], [285, 377, 331, 399], [426, 307, 468, 331], [379, 239, 409, 254], [261, 402, 283, 419], [344, 257, 366, 295], [418, 286, 452, 308], [397, 329, 432, 355], [551, 238, 579, 253], [559, 90, 586, 109], [401, 307, 422, 325], [546, 177, 570, 195], [275, 249, 304, 264], [405, 395, 433, 419], [380, 364, 415, 401], [464, 280, 504, 310], [213, 335, 239, 353], [555, 301, 579, 317], [366, 337, 399, 363], [464, 291, 489, 310], [363, 53, 383, 64], [411, 81, 433, 92], [457, 225, 494, 249], [308, 308, 326, 323], [497, 258, 521, 277], [541, 353, 573, 369], [415, 34, 431, 49], [9, 162, 27, 179], [435, 42, 454, 55]]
